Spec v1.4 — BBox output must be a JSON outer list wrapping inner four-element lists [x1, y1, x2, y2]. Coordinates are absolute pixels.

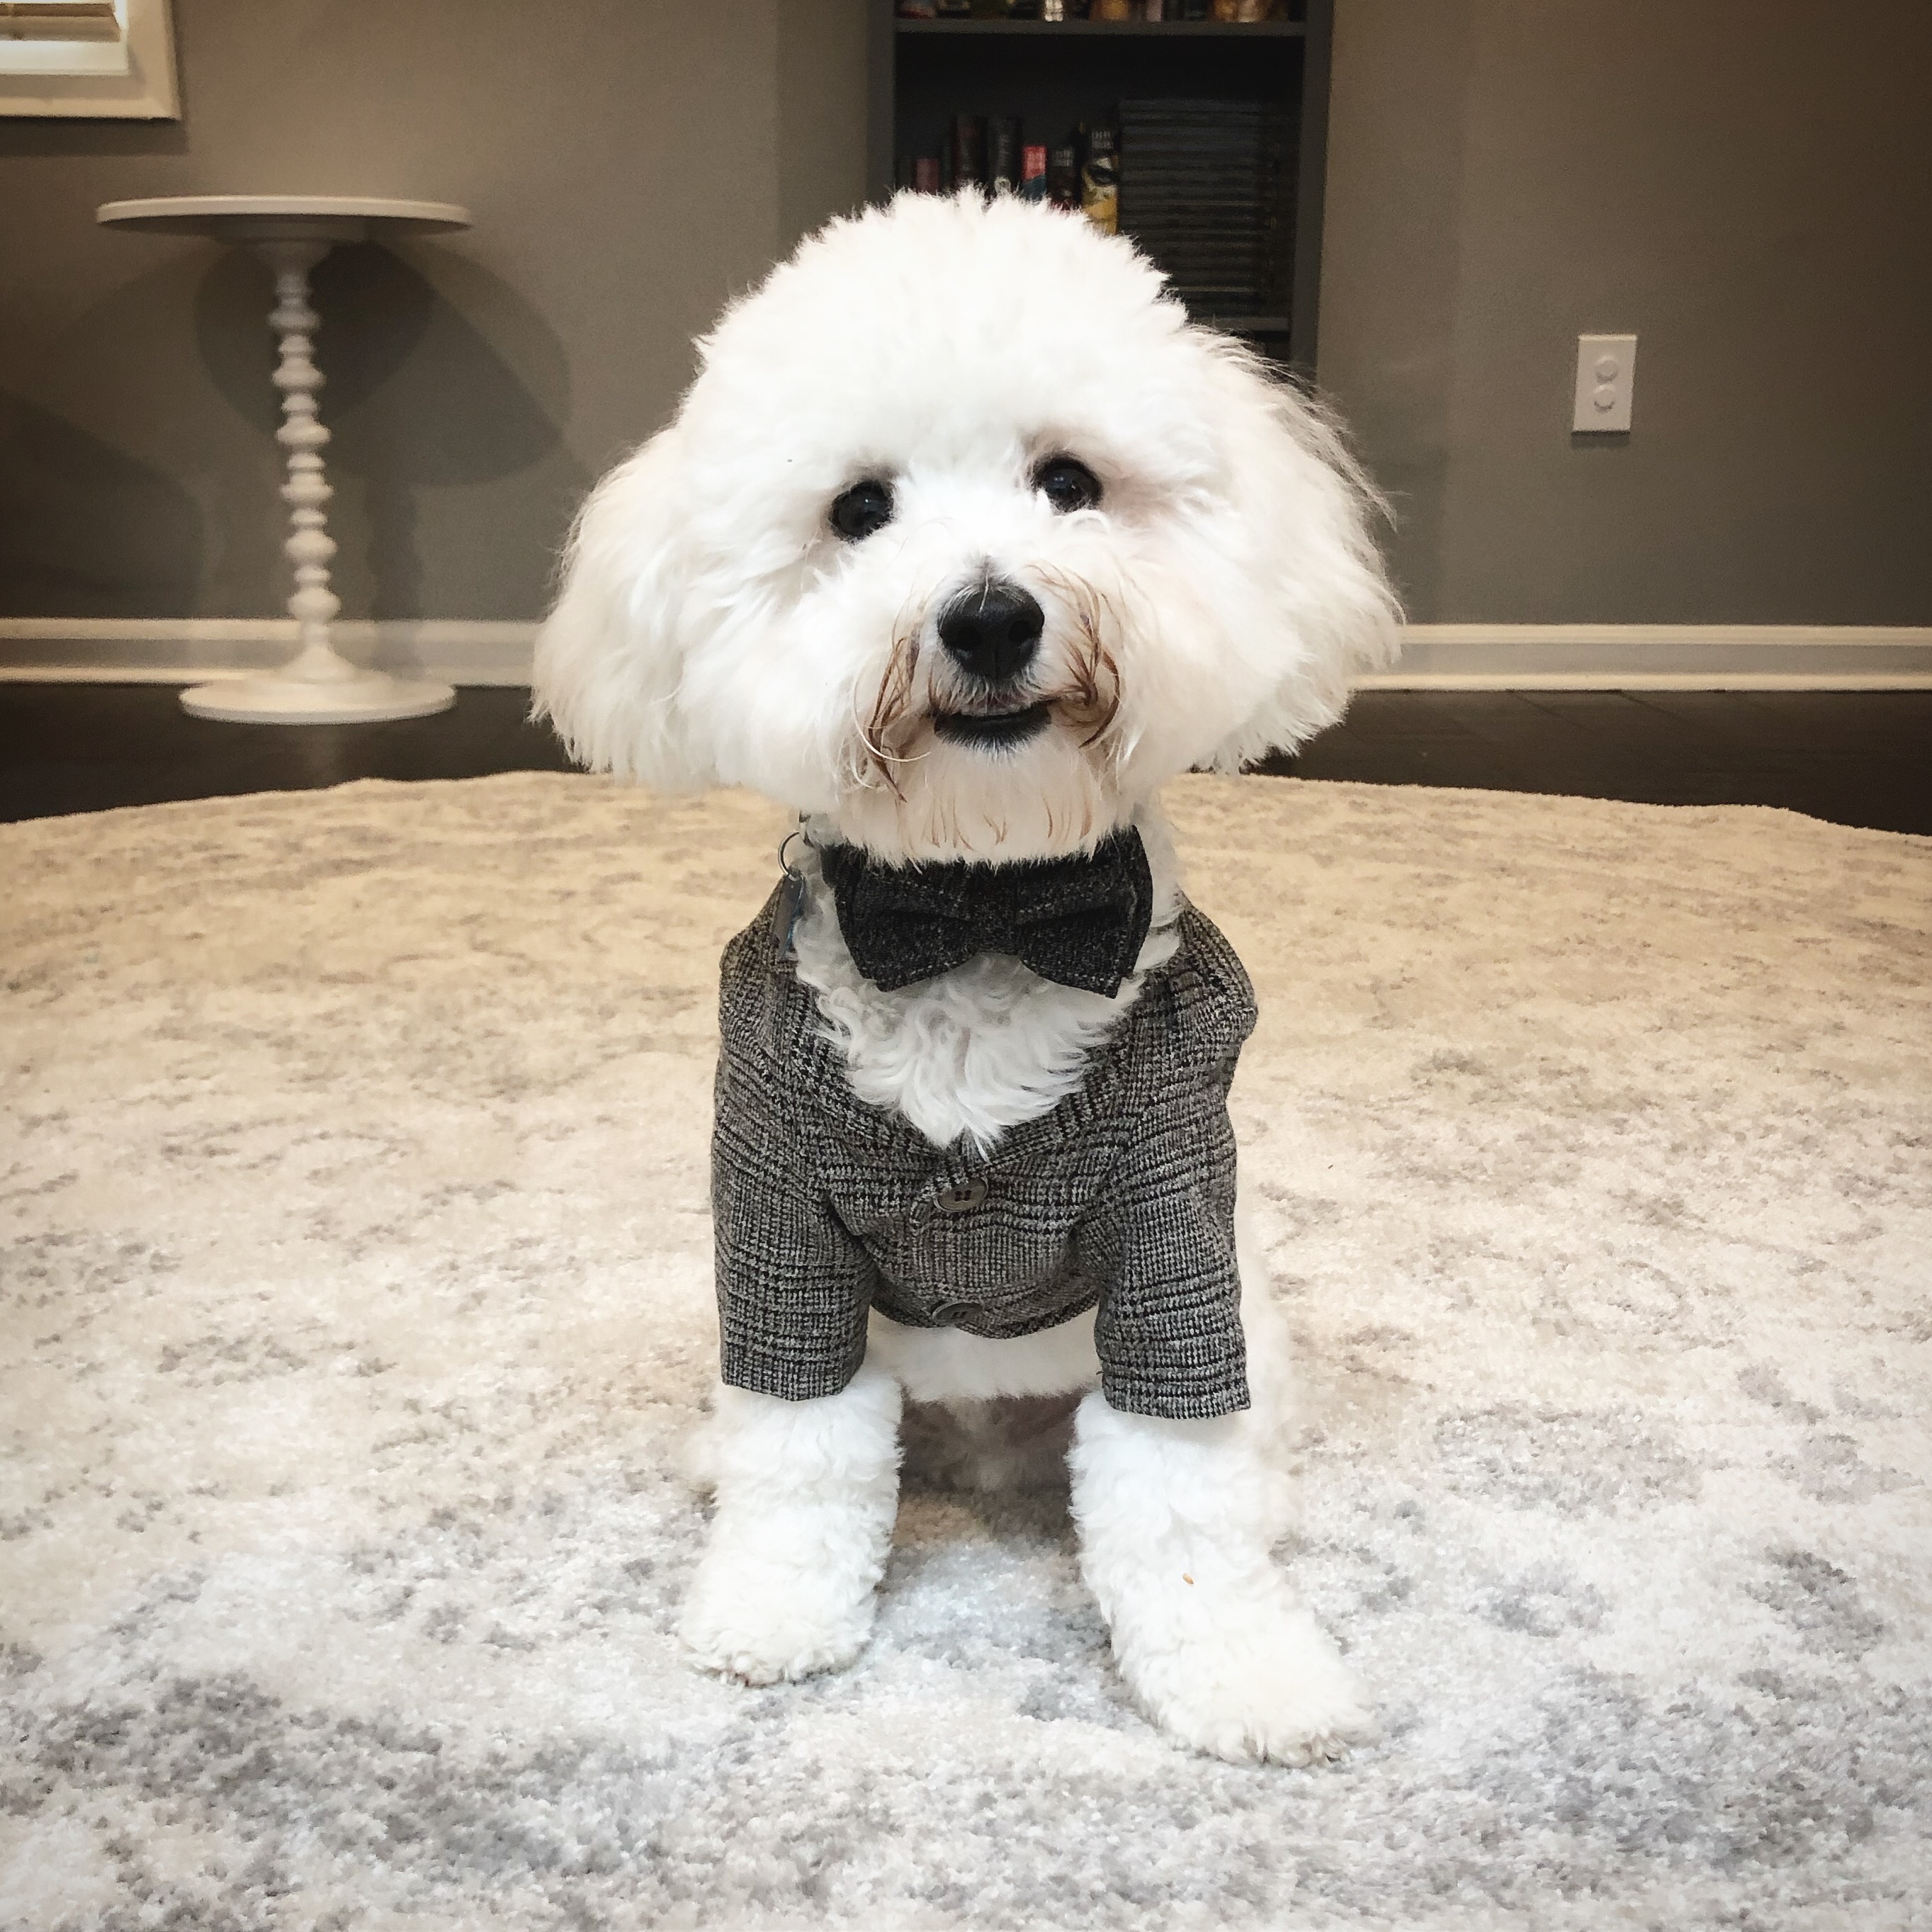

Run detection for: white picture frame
[[0, 0, 179, 118]]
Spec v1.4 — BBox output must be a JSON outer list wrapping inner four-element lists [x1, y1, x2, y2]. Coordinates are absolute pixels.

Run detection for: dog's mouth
[[930, 701, 1053, 750]]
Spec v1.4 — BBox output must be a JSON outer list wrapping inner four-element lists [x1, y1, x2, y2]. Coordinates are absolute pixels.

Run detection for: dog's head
[[536, 192, 1398, 862]]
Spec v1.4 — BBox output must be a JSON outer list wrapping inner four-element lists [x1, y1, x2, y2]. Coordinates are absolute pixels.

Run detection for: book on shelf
[[1046, 140, 1080, 208], [1080, 123, 1119, 235], [949, 114, 986, 190], [988, 116, 1023, 196]]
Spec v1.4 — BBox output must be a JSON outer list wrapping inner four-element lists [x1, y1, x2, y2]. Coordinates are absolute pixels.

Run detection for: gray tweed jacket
[[711, 881, 1258, 1420]]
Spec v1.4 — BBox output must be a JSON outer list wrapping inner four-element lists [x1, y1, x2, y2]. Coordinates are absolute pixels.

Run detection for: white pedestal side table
[[97, 196, 473, 723]]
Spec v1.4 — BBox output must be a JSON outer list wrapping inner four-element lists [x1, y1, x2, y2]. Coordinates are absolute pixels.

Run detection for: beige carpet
[[1, 771, 1928, 1931]]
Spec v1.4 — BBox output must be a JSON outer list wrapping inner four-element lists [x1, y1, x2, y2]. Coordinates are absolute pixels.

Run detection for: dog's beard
[[835, 569, 1130, 865]]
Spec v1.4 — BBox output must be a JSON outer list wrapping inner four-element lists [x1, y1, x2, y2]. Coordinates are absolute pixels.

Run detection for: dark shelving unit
[[865, 2, 1333, 372]]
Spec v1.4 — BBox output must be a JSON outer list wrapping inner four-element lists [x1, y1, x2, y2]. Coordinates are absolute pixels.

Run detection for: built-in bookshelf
[[864, 1, 1333, 372]]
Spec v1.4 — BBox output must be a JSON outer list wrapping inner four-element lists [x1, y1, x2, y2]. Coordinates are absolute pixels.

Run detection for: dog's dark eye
[[830, 478, 894, 542], [1035, 456, 1103, 515]]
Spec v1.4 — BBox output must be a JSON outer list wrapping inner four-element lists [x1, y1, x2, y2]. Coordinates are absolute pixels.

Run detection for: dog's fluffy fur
[[536, 191, 1399, 1765]]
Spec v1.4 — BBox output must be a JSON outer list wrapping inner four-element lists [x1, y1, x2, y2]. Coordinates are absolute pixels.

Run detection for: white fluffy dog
[[535, 191, 1399, 1766]]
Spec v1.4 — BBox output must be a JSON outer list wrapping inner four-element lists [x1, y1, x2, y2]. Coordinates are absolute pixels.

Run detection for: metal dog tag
[[771, 870, 803, 962]]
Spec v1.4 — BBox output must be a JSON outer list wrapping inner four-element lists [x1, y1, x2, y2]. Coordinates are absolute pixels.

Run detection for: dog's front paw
[[678, 1552, 877, 1686], [1128, 1607, 1377, 1767]]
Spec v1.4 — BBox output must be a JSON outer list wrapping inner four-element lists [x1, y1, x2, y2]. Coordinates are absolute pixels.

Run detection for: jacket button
[[934, 1179, 988, 1214]]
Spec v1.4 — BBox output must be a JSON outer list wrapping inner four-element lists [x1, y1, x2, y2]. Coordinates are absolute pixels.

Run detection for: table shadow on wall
[[192, 242, 582, 619], [0, 392, 205, 618]]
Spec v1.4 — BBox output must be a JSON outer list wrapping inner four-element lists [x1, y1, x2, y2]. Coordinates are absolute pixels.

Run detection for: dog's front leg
[[678, 1362, 902, 1685], [1068, 1393, 1374, 1765]]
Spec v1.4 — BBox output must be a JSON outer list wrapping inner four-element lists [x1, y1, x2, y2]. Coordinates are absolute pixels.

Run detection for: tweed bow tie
[[815, 829, 1155, 995]]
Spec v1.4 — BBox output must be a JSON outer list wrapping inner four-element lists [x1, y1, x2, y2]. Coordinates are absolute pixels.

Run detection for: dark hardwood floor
[[1257, 689, 1931, 835], [1, 684, 1927, 835], [0, 684, 579, 824]]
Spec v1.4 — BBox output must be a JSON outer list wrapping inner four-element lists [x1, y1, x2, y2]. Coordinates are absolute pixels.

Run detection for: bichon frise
[[535, 190, 1399, 1765]]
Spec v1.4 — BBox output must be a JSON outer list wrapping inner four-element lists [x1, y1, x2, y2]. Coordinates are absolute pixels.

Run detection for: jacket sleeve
[[711, 926, 875, 1402], [1079, 1050, 1250, 1420]]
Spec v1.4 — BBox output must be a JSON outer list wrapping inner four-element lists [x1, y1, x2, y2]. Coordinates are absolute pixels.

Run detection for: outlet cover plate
[[1574, 333, 1637, 433]]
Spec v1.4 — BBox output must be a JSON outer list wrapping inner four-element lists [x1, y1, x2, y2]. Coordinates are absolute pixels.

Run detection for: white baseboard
[[0, 618, 538, 687], [1365, 624, 1932, 689], [2, 617, 1929, 691]]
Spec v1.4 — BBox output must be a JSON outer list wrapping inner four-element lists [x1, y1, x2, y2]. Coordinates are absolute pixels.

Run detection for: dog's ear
[[1197, 348, 1403, 771], [533, 428, 715, 789]]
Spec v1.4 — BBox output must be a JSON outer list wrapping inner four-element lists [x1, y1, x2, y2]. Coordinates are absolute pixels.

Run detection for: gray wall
[[2, 0, 1926, 627], [0, 0, 863, 622], [1319, 0, 1932, 623]]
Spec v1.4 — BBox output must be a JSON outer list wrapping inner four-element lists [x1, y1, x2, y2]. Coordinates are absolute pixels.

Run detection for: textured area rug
[[2, 772, 1928, 1931]]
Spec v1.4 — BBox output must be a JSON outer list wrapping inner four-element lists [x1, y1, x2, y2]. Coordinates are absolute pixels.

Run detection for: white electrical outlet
[[1573, 333, 1637, 433]]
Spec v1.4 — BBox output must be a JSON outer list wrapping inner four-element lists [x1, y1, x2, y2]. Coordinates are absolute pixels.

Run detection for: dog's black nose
[[938, 581, 1044, 685]]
